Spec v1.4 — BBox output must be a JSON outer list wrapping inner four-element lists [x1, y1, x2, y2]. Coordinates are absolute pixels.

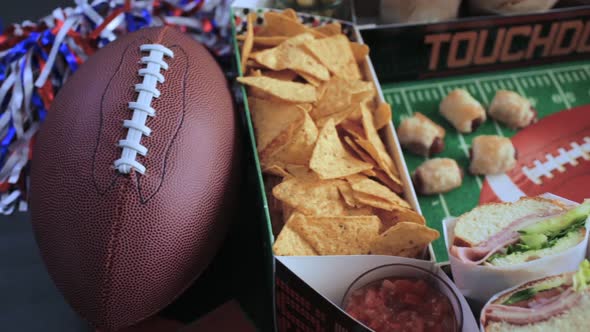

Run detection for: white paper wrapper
[[443, 194, 589, 306], [477, 269, 573, 332]]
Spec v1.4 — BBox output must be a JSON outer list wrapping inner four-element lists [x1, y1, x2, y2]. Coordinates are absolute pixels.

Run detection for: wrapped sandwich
[[481, 260, 590, 331], [451, 197, 589, 267], [445, 196, 590, 303]]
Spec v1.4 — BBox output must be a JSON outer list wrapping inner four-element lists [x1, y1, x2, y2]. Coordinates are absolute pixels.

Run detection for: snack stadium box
[[230, 7, 475, 332], [358, 5, 590, 263]]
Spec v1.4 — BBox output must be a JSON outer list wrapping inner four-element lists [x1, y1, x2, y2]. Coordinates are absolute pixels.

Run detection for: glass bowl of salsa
[[342, 264, 463, 332]]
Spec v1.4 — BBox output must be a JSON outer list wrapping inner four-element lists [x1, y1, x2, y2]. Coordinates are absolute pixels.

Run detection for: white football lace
[[114, 44, 174, 175], [522, 137, 590, 185]]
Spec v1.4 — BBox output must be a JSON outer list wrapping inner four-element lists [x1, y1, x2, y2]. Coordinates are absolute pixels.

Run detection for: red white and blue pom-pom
[[0, 0, 231, 214]]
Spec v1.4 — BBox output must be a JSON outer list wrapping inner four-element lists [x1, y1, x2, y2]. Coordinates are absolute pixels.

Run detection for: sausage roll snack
[[489, 90, 537, 129], [397, 112, 446, 156], [412, 158, 463, 195], [470, 135, 517, 175], [440, 89, 486, 133]]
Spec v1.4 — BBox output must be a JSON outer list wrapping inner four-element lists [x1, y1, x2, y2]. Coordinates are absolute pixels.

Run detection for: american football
[[480, 104, 590, 204], [30, 26, 238, 331]]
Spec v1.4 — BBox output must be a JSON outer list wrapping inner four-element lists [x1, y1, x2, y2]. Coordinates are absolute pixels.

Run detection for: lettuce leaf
[[573, 259, 590, 292]]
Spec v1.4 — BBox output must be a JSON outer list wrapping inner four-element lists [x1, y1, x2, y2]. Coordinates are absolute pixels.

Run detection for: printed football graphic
[[480, 104, 590, 204]]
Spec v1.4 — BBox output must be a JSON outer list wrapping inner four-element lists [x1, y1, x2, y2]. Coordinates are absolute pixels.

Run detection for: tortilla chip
[[370, 222, 439, 257], [264, 11, 308, 37], [298, 72, 322, 87], [315, 108, 357, 128], [282, 8, 298, 21], [290, 214, 380, 255], [336, 181, 358, 208], [262, 164, 291, 177], [310, 119, 373, 179], [344, 136, 377, 167], [357, 105, 402, 190], [247, 86, 274, 100], [249, 69, 263, 77], [253, 36, 330, 81], [273, 222, 317, 256], [350, 42, 369, 62], [373, 168, 404, 193], [341, 120, 365, 140], [375, 208, 425, 232], [263, 69, 299, 81], [272, 178, 348, 216], [352, 192, 397, 211], [314, 22, 342, 36], [284, 164, 318, 180], [304, 35, 361, 80], [374, 102, 392, 130], [263, 11, 325, 38], [282, 201, 295, 224], [238, 76, 317, 103], [312, 77, 374, 120], [240, 14, 255, 73], [245, 59, 265, 69], [266, 110, 318, 166], [344, 206, 375, 216], [362, 169, 377, 177], [347, 174, 410, 209], [249, 97, 306, 155]]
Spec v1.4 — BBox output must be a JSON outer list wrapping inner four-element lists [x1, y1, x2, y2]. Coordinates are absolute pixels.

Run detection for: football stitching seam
[[113, 44, 174, 175], [92, 38, 147, 195], [136, 45, 188, 204], [522, 136, 590, 184]]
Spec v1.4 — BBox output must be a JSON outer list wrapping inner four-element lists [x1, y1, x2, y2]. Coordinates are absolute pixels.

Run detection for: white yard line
[[548, 70, 572, 108], [572, 71, 580, 82], [510, 75, 527, 96], [475, 80, 504, 137], [438, 193, 451, 217], [399, 89, 414, 116], [384, 63, 589, 94], [384, 94, 392, 105]]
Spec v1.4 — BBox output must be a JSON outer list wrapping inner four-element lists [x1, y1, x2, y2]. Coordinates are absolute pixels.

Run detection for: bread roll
[[469, 135, 517, 175], [412, 158, 463, 195], [397, 112, 445, 156], [489, 90, 537, 129], [440, 89, 486, 133]]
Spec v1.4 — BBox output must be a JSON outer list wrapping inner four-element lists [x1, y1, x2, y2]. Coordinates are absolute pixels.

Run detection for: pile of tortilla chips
[[236, 9, 439, 258]]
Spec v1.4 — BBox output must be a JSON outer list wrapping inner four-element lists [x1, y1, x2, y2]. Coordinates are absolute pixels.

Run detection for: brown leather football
[[30, 26, 238, 331]]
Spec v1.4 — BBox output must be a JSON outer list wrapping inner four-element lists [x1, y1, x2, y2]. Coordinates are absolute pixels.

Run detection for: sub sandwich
[[450, 197, 590, 266], [481, 260, 590, 331]]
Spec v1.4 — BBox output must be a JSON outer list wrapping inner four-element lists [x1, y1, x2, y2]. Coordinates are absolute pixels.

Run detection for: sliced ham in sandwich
[[450, 197, 590, 267], [481, 260, 590, 331]]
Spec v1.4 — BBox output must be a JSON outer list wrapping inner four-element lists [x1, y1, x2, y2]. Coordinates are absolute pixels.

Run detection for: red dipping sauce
[[344, 278, 457, 332]]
